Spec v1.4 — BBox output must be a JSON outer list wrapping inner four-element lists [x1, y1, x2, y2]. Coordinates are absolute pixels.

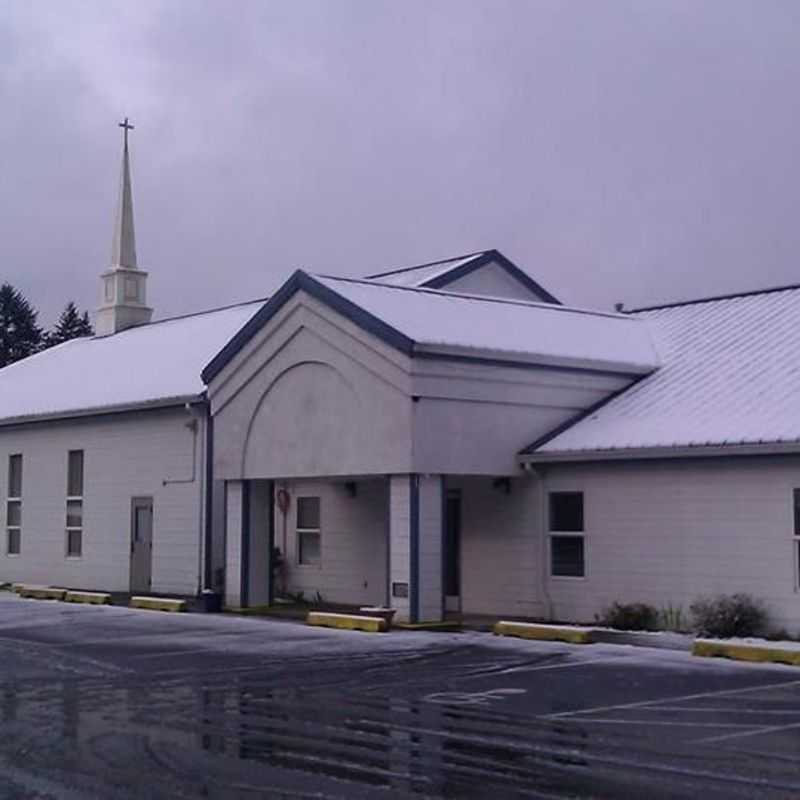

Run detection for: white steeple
[[95, 118, 153, 337]]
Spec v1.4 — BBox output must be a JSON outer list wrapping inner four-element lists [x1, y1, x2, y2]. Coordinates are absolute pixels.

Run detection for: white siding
[[0, 407, 204, 595], [450, 475, 545, 618], [541, 457, 800, 634], [277, 478, 388, 607], [210, 294, 414, 480], [417, 475, 443, 622], [224, 480, 244, 608], [442, 261, 550, 302], [389, 475, 411, 621], [411, 359, 632, 475]]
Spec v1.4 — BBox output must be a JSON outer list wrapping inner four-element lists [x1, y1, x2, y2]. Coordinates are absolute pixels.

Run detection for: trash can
[[199, 589, 222, 613]]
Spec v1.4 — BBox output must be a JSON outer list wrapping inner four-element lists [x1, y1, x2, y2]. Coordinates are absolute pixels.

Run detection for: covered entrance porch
[[222, 473, 542, 623]]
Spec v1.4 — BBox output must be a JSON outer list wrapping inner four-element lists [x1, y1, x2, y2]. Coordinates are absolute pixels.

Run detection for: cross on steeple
[[118, 117, 134, 149], [97, 115, 153, 335]]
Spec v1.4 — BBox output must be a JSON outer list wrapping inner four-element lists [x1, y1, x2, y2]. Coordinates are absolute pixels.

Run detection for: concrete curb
[[493, 621, 594, 644], [395, 621, 462, 632], [693, 638, 800, 667], [18, 586, 67, 601], [64, 591, 112, 606], [307, 611, 387, 633], [130, 596, 187, 612]]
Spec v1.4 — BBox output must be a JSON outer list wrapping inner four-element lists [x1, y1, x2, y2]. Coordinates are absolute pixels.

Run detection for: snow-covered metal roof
[[312, 275, 658, 373], [362, 248, 561, 304], [0, 300, 262, 425], [203, 271, 658, 383], [524, 285, 800, 459], [364, 252, 487, 288]]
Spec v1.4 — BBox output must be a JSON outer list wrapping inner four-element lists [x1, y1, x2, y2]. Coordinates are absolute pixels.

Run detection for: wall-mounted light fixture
[[492, 477, 512, 495], [345, 481, 358, 498]]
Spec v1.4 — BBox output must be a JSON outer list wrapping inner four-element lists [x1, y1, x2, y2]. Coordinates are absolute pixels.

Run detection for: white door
[[130, 497, 153, 593], [444, 490, 461, 612]]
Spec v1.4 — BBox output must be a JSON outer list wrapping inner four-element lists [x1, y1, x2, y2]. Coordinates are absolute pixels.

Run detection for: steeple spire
[[95, 118, 153, 336], [111, 117, 137, 269]]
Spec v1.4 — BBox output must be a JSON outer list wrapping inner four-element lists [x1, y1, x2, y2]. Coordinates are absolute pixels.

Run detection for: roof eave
[[422, 249, 562, 305], [201, 270, 415, 384], [520, 441, 800, 464], [0, 394, 206, 429], [413, 344, 656, 378]]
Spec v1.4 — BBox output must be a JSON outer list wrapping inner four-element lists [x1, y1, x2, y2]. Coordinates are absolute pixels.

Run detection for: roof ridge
[[363, 250, 487, 279], [313, 273, 630, 321], [630, 282, 800, 313], [94, 295, 269, 338]]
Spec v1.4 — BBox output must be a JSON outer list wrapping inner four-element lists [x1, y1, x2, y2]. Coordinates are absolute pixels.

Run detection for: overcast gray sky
[[2, 0, 800, 324]]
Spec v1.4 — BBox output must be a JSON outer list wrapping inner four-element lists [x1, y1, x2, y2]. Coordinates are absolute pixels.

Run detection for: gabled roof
[[523, 284, 800, 460], [0, 300, 263, 426], [363, 248, 561, 303], [202, 271, 658, 384]]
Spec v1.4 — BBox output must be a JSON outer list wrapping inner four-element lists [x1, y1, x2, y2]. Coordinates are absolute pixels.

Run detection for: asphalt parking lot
[[1, 593, 800, 799]]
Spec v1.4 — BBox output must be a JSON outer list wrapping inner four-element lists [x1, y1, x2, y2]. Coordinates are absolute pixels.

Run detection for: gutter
[[0, 395, 204, 429], [521, 441, 800, 465]]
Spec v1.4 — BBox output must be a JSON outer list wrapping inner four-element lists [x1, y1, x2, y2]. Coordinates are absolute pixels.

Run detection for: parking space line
[[637, 705, 800, 715], [542, 678, 800, 719], [558, 718, 760, 729], [697, 720, 800, 745], [489, 656, 628, 675]]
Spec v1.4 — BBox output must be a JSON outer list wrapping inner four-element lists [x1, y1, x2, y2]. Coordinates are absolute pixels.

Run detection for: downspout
[[161, 401, 206, 594], [162, 403, 202, 486], [203, 409, 215, 591]]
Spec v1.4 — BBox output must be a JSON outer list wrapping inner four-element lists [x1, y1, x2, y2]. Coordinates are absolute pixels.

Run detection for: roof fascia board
[[201, 270, 415, 384], [521, 441, 800, 464], [364, 251, 486, 280], [414, 346, 653, 378], [422, 249, 561, 305], [0, 395, 203, 430]]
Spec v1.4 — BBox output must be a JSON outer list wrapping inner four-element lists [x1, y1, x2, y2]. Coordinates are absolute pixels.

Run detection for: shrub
[[657, 604, 688, 632], [690, 594, 767, 639], [598, 602, 659, 631]]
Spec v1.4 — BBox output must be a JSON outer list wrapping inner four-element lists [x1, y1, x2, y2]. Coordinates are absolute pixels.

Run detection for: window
[[6, 454, 21, 556], [549, 492, 584, 577], [66, 450, 84, 558], [104, 277, 114, 302], [297, 496, 321, 565], [124, 277, 138, 301]]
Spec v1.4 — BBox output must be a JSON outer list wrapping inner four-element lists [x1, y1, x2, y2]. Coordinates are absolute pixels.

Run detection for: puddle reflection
[[0, 674, 589, 798]]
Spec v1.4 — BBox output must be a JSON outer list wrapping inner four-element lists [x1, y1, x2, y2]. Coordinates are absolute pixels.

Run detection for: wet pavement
[[1, 593, 800, 798]]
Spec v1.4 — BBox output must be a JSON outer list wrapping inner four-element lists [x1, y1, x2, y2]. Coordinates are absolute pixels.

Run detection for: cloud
[[2, 0, 800, 325]]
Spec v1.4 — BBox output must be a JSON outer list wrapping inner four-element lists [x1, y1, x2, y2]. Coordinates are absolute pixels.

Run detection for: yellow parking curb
[[11, 583, 24, 593], [693, 639, 800, 667], [18, 585, 67, 601], [493, 620, 594, 644], [64, 591, 112, 605], [306, 611, 387, 633], [130, 596, 187, 612]]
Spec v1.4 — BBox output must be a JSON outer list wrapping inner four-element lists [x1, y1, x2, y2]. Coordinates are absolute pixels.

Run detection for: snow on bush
[[597, 602, 660, 631]]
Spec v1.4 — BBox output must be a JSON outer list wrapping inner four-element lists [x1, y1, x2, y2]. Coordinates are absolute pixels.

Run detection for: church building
[[3, 124, 800, 633]]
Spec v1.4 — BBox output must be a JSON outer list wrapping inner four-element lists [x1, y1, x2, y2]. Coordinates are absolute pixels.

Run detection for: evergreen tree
[[46, 301, 94, 346], [0, 283, 43, 368]]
